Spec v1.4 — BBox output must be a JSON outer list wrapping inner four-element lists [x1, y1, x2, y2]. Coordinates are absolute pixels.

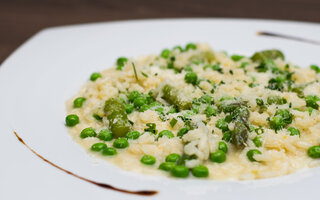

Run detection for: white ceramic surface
[[0, 19, 320, 200]]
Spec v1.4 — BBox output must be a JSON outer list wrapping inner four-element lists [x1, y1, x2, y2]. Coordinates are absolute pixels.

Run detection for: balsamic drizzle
[[13, 131, 157, 196], [257, 31, 320, 45]]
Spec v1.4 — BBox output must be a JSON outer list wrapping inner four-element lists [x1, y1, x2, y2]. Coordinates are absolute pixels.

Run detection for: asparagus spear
[[162, 84, 192, 111], [104, 98, 132, 138], [251, 49, 285, 63], [219, 99, 250, 148]]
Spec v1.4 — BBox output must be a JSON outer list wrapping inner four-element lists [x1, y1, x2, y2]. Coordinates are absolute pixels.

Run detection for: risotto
[[65, 43, 320, 180]]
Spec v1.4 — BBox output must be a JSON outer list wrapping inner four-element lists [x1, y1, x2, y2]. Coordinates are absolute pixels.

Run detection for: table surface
[[1, 0, 319, 64]]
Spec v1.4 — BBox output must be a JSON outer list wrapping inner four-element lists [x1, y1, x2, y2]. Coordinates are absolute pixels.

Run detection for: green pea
[[222, 131, 232, 142], [133, 96, 147, 108], [231, 55, 244, 61], [192, 165, 209, 178], [97, 129, 113, 141], [158, 162, 175, 171], [184, 72, 198, 85], [253, 136, 262, 147], [153, 104, 164, 112], [240, 62, 248, 69], [210, 150, 226, 163], [216, 118, 229, 132], [184, 66, 193, 72], [102, 147, 117, 156], [310, 64, 320, 73], [218, 141, 228, 153], [185, 43, 197, 51], [116, 57, 128, 70], [149, 101, 162, 107], [246, 149, 262, 162], [211, 64, 223, 73], [113, 138, 129, 149], [171, 165, 189, 178], [91, 143, 107, 152], [158, 130, 174, 139], [140, 155, 156, 165], [117, 57, 128, 65], [80, 127, 97, 139], [267, 76, 286, 91], [90, 72, 102, 81], [288, 127, 300, 137], [166, 153, 180, 163], [255, 59, 277, 72], [305, 95, 320, 109], [168, 107, 177, 114], [200, 94, 213, 104], [125, 104, 134, 114], [275, 109, 292, 125], [128, 91, 140, 102], [126, 130, 141, 140], [161, 49, 171, 59], [307, 146, 320, 158], [146, 94, 154, 104], [269, 116, 285, 131], [173, 46, 183, 52], [224, 115, 233, 123], [65, 114, 79, 127], [205, 105, 217, 117], [139, 104, 151, 112], [177, 127, 189, 138], [73, 97, 86, 108]]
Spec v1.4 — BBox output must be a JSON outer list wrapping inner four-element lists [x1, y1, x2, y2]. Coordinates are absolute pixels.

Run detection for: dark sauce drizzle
[[13, 131, 157, 196], [257, 31, 320, 45]]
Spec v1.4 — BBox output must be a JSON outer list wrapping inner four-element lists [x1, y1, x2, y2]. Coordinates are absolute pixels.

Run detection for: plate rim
[[1, 17, 319, 68]]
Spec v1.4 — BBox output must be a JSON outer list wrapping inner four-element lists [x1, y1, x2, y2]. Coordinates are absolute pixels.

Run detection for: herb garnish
[[132, 62, 139, 81]]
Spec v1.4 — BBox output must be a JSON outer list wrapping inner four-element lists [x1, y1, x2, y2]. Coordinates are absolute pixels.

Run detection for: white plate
[[0, 18, 320, 200]]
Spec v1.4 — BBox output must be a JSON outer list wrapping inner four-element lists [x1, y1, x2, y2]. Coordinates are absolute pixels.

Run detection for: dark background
[[1, 0, 319, 64]]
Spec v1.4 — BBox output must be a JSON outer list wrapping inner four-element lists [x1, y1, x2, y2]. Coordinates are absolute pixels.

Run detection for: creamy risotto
[[66, 43, 320, 180]]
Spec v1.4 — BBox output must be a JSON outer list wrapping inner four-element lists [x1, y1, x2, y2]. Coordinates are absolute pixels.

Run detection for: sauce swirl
[[13, 131, 158, 196], [257, 31, 320, 45]]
